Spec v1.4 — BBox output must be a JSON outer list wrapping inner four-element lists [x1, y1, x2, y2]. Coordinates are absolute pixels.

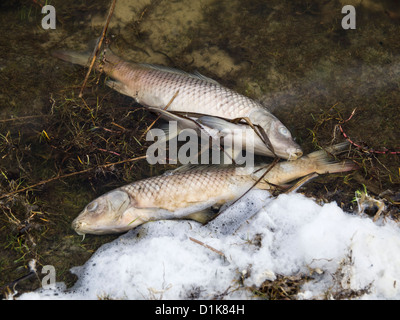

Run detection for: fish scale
[[100, 52, 263, 118], [131, 67, 258, 118], [54, 48, 303, 159], [120, 166, 248, 211], [72, 143, 357, 235]]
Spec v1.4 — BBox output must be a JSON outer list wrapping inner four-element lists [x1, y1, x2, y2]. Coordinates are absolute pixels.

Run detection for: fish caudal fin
[[52, 50, 91, 67], [256, 142, 357, 187], [315, 158, 357, 175], [308, 143, 358, 175]]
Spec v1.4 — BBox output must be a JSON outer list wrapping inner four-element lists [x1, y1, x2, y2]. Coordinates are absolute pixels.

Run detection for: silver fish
[[54, 49, 303, 160], [72, 143, 356, 235]]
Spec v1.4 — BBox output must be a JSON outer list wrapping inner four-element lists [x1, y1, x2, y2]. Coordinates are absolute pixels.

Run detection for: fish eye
[[279, 126, 289, 136], [86, 201, 98, 212]]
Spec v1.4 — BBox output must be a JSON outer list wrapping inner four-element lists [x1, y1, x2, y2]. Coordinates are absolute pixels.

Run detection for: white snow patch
[[19, 191, 400, 300]]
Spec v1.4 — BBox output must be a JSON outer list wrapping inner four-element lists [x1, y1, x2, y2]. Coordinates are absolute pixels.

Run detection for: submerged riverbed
[[0, 0, 399, 299]]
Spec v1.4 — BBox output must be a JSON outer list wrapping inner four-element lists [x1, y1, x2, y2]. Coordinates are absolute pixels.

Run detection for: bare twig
[[226, 157, 280, 207], [189, 237, 226, 259], [139, 90, 180, 140], [0, 115, 48, 123], [79, 0, 117, 98], [0, 155, 147, 200], [337, 108, 400, 155], [231, 116, 276, 156]]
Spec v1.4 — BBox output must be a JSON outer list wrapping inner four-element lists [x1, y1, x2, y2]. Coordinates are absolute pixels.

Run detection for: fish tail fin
[[52, 50, 91, 67], [254, 142, 357, 188], [53, 39, 122, 72], [308, 142, 358, 174]]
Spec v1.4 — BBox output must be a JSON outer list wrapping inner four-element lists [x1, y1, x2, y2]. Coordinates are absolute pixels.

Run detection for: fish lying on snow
[[72, 143, 356, 236], [53, 48, 303, 160]]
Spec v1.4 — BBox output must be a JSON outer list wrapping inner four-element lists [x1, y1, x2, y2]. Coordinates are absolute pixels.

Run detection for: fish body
[[72, 143, 356, 235], [54, 49, 303, 160]]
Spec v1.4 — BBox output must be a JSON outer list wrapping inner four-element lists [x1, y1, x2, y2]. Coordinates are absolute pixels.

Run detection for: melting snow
[[19, 190, 400, 300]]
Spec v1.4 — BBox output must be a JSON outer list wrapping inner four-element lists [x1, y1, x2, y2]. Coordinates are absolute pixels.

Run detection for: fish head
[[72, 190, 136, 235], [267, 120, 303, 160], [250, 110, 303, 160]]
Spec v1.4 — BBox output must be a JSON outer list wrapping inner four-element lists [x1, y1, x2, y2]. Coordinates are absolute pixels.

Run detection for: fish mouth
[[72, 219, 86, 235], [286, 148, 303, 160], [72, 218, 128, 235]]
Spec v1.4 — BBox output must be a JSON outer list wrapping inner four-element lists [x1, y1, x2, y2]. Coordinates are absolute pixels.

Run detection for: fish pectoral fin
[[197, 116, 240, 132], [284, 173, 320, 193], [105, 80, 131, 97], [158, 123, 180, 143], [184, 205, 221, 224], [147, 107, 200, 131]]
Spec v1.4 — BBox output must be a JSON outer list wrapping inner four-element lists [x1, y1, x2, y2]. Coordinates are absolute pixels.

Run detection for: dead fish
[[72, 143, 356, 235], [53, 49, 303, 160]]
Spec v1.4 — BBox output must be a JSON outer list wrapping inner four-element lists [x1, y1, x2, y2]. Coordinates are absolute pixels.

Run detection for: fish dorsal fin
[[192, 71, 220, 85], [139, 63, 220, 85]]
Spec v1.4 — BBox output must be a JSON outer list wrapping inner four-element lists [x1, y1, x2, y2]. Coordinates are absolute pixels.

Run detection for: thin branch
[[0, 155, 147, 200], [189, 237, 226, 259], [139, 90, 180, 140], [0, 115, 48, 123], [79, 0, 117, 98]]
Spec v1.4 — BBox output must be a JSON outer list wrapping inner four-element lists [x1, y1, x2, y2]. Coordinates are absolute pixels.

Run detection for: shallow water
[[0, 0, 399, 298]]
